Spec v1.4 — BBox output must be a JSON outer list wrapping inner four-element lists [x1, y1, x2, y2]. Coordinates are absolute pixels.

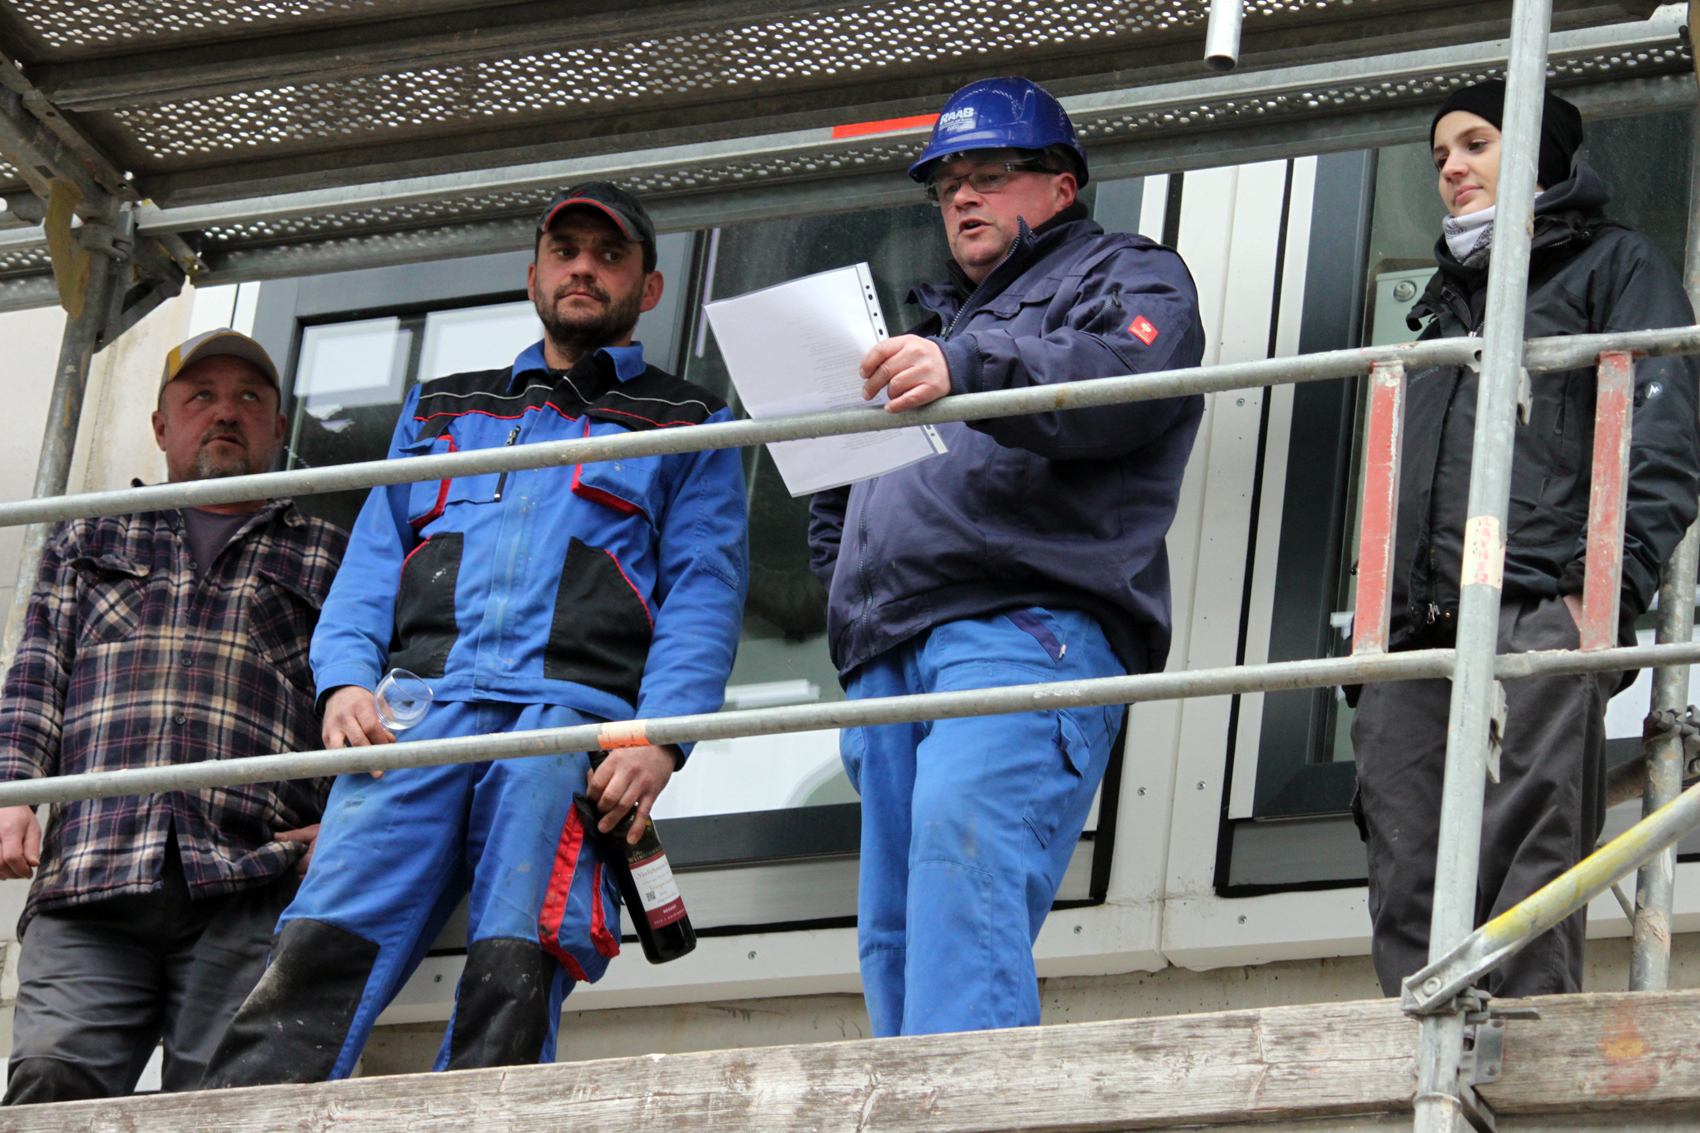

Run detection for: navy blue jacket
[[808, 206, 1205, 679]]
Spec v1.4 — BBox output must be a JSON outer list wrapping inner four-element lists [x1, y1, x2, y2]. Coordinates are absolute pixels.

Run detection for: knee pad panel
[[202, 918, 380, 1088], [445, 938, 556, 1070]]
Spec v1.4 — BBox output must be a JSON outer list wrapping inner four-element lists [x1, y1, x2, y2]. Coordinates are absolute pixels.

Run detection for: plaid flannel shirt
[[0, 499, 347, 933]]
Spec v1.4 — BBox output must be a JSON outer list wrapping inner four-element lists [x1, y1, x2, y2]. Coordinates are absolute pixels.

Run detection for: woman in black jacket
[[1353, 80, 1700, 998]]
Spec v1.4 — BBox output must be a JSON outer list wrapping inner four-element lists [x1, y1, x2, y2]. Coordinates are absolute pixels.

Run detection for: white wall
[[0, 304, 68, 621], [0, 284, 221, 951]]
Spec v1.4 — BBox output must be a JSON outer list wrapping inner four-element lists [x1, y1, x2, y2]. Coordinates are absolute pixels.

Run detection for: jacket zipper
[[873, 228, 1025, 634], [943, 230, 1026, 339], [1420, 293, 1486, 629], [853, 477, 880, 636], [492, 425, 521, 501]]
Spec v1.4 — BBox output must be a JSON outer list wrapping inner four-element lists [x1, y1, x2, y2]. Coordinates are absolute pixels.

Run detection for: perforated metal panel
[[6, 0, 464, 52], [0, 243, 48, 273], [101, 0, 1397, 162], [1074, 42, 1692, 138], [9, 0, 1406, 55], [183, 33, 1692, 257], [0, 0, 1677, 303]]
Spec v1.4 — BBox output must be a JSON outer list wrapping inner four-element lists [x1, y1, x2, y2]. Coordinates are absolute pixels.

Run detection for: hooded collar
[[1412, 162, 1614, 328], [1433, 161, 1611, 278]]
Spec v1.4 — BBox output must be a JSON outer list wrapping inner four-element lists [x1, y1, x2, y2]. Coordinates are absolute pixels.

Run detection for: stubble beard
[[189, 428, 257, 481], [536, 275, 645, 364]]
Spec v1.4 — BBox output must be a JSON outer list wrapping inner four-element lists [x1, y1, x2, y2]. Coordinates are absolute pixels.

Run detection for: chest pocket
[[571, 421, 667, 524], [974, 278, 1063, 330], [247, 568, 323, 697], [400, 432, 510, 530], [71, 554, 151, 648]]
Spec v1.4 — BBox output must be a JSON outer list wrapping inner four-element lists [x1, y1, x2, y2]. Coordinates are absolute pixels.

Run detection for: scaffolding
[[2, 0, 1700, 1128]]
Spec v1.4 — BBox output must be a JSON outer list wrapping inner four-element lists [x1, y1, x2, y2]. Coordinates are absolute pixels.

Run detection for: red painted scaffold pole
[[1353, 360, 1406, 655], [1581, 350, 1635, 651]]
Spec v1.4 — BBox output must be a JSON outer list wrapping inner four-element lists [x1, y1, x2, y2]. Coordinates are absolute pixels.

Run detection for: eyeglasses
[[924, 161, 1056, 207]]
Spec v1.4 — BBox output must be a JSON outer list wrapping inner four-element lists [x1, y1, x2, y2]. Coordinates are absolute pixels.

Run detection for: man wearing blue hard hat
[[810, 77, 1205, 1036]]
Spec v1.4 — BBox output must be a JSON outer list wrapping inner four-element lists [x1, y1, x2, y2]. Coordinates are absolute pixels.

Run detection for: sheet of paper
[[704, 263, 946, 496]]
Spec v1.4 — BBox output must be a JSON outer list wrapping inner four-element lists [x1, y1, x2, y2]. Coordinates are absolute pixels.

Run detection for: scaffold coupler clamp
[[1450, 991, 1541, 1133], [1644, 703, 1700, 778], [74, 220, 132, 263]]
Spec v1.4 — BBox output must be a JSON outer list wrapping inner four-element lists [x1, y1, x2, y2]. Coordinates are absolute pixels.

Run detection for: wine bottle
[[572, 792, 697, 964]]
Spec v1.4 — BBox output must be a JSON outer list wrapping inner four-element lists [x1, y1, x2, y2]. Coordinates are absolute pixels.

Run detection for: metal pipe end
[[1203, 0, 1243, 74]]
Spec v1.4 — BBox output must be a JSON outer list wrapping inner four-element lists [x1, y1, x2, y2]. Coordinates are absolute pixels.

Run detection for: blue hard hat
[[908, 77, 1088, 186]]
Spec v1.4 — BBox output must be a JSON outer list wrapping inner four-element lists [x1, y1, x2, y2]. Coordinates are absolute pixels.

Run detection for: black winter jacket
[[1393, 163, 1700, 649]]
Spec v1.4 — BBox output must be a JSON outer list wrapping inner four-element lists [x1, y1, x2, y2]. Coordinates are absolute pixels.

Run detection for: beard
[[189, 428, 258, 480], [536, 274, 645, 363]]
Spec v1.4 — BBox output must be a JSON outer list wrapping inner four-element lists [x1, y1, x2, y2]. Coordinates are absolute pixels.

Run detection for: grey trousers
[[1352, 596, 1617, 999], [4, 836, 298, 1104]]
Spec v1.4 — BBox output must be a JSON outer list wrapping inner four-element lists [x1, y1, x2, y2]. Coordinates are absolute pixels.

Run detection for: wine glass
[[374, 669, 433, 732]]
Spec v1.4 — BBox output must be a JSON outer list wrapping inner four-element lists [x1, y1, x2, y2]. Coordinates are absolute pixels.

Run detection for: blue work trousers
[[842, 608, 1125, 1037], [271, 701, 618, 1077]]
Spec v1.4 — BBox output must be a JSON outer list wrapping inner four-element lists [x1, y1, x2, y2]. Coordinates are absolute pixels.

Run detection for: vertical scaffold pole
[[1629, 15, 1700, 989], [1413, 0, 1550, 1129], [0, 253, 118, 669], [1204, 0, 1244, 72]]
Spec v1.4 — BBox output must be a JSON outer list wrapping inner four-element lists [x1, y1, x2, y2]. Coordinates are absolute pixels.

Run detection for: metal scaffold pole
[[1632, 4, 1700, 990], [1631, 523, 1698, 990], [1413, 0, 1551, 1128], [0, 249, 117, 669]]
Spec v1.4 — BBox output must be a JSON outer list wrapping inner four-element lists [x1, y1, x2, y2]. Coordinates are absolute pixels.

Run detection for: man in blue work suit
[[204, 183, 748, 1082], [810, 78, 1204, 1036]]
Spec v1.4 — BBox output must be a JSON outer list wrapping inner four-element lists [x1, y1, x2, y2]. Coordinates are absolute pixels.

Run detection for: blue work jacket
[[809, 206, 1204, 678], [311, 341, 749, 747]]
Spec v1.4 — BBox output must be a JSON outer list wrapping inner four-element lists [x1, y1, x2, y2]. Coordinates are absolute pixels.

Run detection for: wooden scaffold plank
[[1, 999, 1421, 1133], [14, 991, 1700, 1132]]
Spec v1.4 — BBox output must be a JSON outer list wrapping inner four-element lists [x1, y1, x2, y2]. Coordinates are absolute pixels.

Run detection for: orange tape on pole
[[1581, 350, 1634, 652], [597, 720, 651, 749], [1353, 361, 1405, 655]]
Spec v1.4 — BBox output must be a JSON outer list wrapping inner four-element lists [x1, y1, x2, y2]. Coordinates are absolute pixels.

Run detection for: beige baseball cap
[[160, 328, 280, 394]]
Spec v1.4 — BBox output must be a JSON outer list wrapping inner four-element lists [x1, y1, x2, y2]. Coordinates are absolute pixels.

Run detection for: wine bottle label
[[629, 850, 687, 929]]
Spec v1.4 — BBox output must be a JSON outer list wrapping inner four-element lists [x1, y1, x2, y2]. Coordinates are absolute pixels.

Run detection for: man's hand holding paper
[[703, 262, 947, 496], [860, 335, 952, 413]]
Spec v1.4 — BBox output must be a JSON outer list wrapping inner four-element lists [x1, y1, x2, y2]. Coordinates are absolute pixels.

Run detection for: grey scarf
[[1443, 205, 1496, 268]]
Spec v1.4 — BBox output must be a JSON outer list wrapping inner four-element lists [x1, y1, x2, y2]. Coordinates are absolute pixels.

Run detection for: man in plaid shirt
[[0, 329, 346, 1104]]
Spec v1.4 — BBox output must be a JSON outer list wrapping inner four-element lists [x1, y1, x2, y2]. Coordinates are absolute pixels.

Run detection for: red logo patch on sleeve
[[1129, 316, 1159, 346]]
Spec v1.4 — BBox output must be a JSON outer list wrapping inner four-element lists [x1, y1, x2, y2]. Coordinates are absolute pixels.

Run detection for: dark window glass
[[678, 203, 956, 702]]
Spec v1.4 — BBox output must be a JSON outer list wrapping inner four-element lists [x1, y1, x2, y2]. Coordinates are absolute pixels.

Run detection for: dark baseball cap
[[536, 182, 657, 272]]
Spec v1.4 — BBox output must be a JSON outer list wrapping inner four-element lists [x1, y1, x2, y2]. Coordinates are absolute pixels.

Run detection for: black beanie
[[1430, 79, 1585, 190]]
